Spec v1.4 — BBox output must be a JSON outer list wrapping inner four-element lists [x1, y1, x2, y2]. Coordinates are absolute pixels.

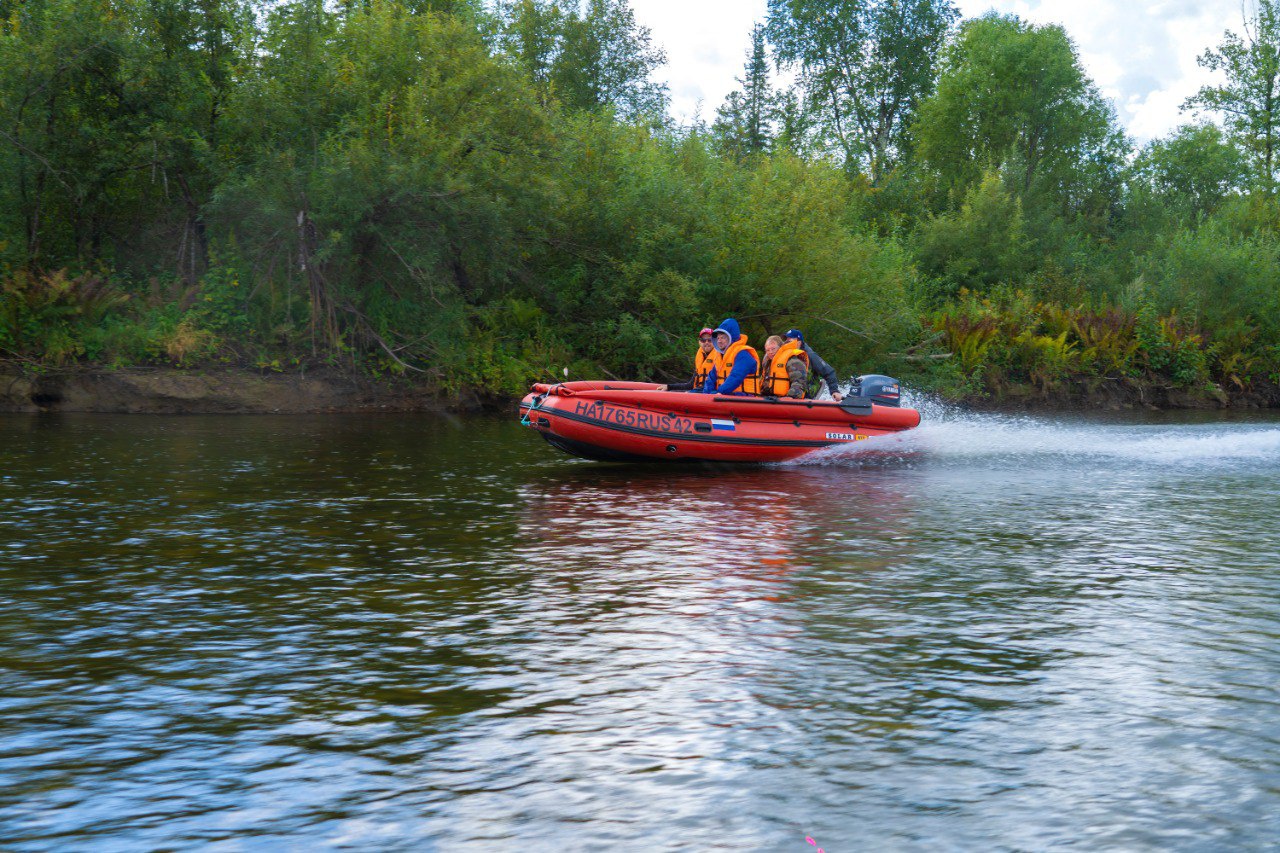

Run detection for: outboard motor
[[848, 374, 902, 407]]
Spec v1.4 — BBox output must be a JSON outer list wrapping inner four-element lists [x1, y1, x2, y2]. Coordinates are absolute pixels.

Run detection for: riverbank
[[3, 364, 1279, 414], [0, 366, 470, 414]]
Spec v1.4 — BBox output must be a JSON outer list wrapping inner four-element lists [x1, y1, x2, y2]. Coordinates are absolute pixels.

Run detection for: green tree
[[132, 0, 257, 282], [1184, 0, 1280, 193], [773, 88, 814, 154], [712, 24, 778, 158], [914, 14, 1126, 217], [214, 2, 556, 363], [1131, 123, 1248, 223], [496, 0, 667, 121], [338, 0, 484, 15], [767, 0, 958, 182], [0, 0, 134, 267], [495, 0, 566, 91], [0, 0, 253, 273], [553, 0, 667, 121]]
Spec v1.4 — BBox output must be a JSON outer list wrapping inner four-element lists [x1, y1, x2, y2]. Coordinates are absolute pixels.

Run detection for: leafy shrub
[[933, 311, 1001, 374], [1140, 220, 1280, 343], [0, 269, 128, 363], [155, 318, 221, 367], [461, 298, 572, 396], [1012, 329, 1079, 387], [1136, 307, 1208, 387], [196, 251, 253, 336], [1068, 306, 1139, 376], [927, 291, 1228, 391], [80, 316, 156, 366], [915, 173, 1032, 302]]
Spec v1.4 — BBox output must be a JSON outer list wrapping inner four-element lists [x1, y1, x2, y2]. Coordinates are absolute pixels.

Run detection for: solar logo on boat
[[711, 419, 736, 431]]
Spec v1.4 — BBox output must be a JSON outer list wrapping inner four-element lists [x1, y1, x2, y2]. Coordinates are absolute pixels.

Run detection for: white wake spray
[[786, 393, 1280, 469]]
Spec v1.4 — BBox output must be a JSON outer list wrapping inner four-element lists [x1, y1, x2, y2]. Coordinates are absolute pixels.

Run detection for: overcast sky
[[630, 0, 1249, 145]]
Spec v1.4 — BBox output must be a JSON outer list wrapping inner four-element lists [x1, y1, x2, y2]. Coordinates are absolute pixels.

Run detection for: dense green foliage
[[3, 0, 1280, 401], [915, 15, 1126, 213]]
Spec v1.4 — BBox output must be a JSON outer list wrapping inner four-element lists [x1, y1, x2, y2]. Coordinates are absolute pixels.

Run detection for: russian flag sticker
[[711, 419, 736, 431]]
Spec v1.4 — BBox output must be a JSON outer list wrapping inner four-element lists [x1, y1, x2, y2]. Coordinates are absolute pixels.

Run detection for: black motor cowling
[[849, 374, 902, 407]]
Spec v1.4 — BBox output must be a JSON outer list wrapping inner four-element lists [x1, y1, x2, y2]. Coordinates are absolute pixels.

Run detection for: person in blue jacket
[[701, 318, 761, 395]]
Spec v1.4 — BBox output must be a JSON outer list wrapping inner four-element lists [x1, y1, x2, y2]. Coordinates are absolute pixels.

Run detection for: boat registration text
[[573, 400, 696, 434]]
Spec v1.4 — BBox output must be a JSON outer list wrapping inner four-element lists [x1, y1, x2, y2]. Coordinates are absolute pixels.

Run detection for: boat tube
[[518, 377, 921, 463]]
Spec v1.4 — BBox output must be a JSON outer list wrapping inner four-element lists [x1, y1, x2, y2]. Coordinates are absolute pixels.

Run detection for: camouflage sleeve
[[786, 356, 808, 398]]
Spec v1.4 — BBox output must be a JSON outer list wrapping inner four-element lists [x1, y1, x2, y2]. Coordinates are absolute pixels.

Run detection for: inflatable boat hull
[[519, 381, 920, 463]]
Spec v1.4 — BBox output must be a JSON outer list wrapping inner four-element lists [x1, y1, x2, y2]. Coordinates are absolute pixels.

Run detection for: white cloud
[[628, 0, 1249, 144], [629, 0, 771, 124], [955, 0, 1242, 143]]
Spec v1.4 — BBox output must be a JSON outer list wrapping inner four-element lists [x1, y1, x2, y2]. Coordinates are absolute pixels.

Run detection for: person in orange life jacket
[[784, 328, 842, 401], [656, 327, 716, 392], [762, 335, 781, 363], [701, 318, 760, 395], [761, 335, 809, 399]]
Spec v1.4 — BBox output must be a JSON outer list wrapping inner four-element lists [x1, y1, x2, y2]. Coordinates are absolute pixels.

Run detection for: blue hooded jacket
[[702, 318, 759, 394]]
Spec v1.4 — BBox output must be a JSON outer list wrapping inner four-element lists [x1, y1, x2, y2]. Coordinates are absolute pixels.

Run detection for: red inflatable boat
[[518, 379, 921, 463]]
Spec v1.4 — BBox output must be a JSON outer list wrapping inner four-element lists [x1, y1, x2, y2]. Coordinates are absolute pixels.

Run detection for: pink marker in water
[[806, 835, 825, 852]]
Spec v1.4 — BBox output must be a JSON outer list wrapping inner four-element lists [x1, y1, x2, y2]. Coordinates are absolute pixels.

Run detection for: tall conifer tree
[[713, 24, 779, 157]]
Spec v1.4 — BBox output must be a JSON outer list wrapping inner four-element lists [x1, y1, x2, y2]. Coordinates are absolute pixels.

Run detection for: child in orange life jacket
[[761, 335, 809, 399]]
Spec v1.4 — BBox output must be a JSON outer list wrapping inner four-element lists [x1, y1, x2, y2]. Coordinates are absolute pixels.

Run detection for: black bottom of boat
[[541, 432, 687, 463]]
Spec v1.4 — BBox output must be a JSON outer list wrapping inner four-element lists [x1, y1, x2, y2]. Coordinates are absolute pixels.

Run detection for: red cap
[[699, 327, 714, 337]]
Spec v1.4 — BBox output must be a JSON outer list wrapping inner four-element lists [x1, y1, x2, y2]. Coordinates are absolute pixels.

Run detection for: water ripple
[[1, 412, 1278, 849]]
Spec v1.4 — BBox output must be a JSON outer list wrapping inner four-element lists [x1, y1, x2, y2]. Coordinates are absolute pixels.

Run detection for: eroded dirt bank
[[0, 368, 470, 414], [970, 376, 1280, 412]]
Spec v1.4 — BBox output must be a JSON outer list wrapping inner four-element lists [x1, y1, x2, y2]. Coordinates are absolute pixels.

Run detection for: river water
[[2, 406, 1279, 850]]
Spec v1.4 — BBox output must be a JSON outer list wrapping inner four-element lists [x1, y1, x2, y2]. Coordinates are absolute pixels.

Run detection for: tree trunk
[[298, 203, 337, 355]]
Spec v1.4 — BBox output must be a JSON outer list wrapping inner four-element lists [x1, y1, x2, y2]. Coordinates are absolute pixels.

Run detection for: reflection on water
[[1, 411, 1279, 849]]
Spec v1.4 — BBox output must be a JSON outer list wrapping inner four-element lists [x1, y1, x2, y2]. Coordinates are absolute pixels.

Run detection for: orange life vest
[[712, 335, 760, 395], [695, 346, 715, 387], [760, 340, 810, 397]]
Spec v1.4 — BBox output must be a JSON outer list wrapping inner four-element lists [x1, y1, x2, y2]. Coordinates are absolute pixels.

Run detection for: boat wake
[[787, 394, 1280, 470]]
